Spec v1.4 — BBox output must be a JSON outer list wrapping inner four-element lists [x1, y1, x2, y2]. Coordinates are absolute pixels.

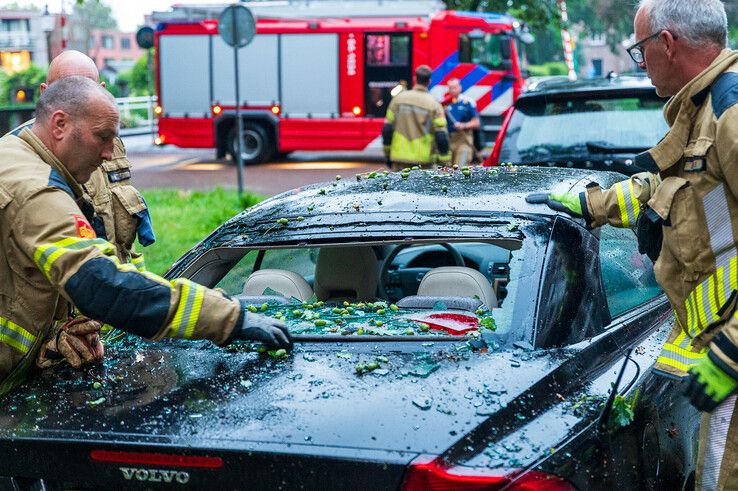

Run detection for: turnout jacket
[[382, 85, 450, 165], [9, 120, 153, 269], [0, 128, 241, 394], [582, 50, 738, 378]]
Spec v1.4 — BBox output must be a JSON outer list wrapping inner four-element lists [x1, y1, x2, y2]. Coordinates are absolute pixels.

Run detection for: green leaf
[[610, 395, 634, 428]]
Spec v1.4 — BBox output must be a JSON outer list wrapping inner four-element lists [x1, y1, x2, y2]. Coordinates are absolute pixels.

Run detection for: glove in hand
[[526, 192, 583, 218], [236, 311, 293, 350], [37, 317, 105, 369], [683, 355, 738, 412]]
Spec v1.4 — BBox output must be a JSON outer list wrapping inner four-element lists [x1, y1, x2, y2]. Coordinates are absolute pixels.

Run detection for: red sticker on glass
[[73, 214, 96, 239]]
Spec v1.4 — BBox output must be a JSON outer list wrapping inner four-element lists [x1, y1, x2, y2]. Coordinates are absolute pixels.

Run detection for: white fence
[[115, 95, 158, 134]]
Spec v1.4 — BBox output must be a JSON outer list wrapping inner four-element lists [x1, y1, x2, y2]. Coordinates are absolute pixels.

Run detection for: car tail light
[[484, 107, 514, 167], [402, 455, 576, 491], [154, 135, 165, 145], [352, 105, 362, 116], [90, 450, 223, 469], [154, 105, 163, 116], [212, 104, 222, 115], [271, 105, 281, 115]]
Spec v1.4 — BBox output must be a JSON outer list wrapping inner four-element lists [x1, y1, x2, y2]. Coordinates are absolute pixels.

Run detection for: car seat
[[314, 246, 378, 302], [397, 266, 497, 311], [240, 269, 313, 304]]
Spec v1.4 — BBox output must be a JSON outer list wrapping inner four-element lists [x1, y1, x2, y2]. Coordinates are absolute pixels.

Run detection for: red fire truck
[[151, 1, 530, 164]]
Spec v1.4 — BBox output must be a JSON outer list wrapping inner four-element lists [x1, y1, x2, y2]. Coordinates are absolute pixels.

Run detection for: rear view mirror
[[500, 35, 512, 60]]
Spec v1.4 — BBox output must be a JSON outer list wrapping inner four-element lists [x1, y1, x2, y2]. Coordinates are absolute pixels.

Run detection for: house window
[[121, 37, 131, 49], [102, 35, 113, 49]]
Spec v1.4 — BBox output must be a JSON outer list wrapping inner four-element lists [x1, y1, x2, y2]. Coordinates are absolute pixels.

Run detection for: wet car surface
[[0, 167, 699, 490]]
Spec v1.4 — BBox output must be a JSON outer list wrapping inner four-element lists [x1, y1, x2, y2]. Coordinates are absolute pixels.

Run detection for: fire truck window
[[366, 35, 409, 67], [461, 34, 503, 70]]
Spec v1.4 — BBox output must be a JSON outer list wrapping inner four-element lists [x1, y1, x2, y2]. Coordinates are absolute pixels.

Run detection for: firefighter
[[7, 51, 156, 370], [382, 65, 450, 171], [529, 1, 738, 488], [0, 76, 292, 397], [442, 78, 480, 167]]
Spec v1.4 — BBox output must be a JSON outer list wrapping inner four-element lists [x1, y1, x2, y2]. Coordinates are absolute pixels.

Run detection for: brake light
[[271, 105, 281, 115], [90, 450, 223, 469], [352, 105, 362, 116], [212, 104, 222, 115], [154, 135, 165, 145], [485, 107, 514, 167], [154, 105, 163, 116], [402, 455, 576, 491]]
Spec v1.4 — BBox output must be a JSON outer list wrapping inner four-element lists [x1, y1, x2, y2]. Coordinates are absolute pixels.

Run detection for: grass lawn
[[139, 188, 265, 276]]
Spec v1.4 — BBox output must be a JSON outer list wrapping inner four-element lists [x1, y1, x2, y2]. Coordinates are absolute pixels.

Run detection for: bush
[[525, 62, 569, 77]]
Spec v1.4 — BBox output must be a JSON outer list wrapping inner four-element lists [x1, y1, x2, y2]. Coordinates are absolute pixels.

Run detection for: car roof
[[238, 166, 625, 223], [521, 73, 657, 99]]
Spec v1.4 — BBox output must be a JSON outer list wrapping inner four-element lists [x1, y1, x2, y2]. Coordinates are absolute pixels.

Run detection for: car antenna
[[597, 347, 634, 433]]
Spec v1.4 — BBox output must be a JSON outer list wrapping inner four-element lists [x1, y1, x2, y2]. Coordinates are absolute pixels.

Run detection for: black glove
[[636, 206, 663, 263], [234, 311, 292, 350]]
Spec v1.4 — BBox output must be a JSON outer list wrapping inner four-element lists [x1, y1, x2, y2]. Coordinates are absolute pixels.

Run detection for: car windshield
[[204, 236, 537, 340], [499, 93, 669, 163]]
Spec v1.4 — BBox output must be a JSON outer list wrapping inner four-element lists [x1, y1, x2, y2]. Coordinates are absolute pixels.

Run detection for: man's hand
[[37, 317, 105, 369], [234, 311, 293, 350], [683, 355, 738, 412], [526, 192, 584, 218], [453, 122, 465, 130]]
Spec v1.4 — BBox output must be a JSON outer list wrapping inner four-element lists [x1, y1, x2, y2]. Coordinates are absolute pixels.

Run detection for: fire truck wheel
[[228, 124, 275, 165]]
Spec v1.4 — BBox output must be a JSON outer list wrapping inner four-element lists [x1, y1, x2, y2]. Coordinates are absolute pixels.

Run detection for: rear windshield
[[500, 93, 669, 163], [205, 238, 535, 340]]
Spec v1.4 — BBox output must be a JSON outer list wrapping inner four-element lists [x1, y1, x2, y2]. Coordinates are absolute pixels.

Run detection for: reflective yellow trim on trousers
[[0, 316, 36, 354], [168, 279, 205, 339], [385, 109, 395, 124]]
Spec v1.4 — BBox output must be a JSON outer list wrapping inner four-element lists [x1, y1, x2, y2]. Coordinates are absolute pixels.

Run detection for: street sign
[[136, 26, 155, 49], [219, 4, 257, 198], [219, 5, 256, 48]]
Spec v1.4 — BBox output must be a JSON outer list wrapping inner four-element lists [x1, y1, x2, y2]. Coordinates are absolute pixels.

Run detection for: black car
[[0, 167, 698, 490], [485, 74, 669, 175]]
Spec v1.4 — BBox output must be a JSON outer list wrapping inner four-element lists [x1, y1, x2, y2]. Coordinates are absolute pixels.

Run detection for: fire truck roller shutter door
[[280, 34, 339, 116], [212, 34, 279, 107], [159, 35, 211, 117]]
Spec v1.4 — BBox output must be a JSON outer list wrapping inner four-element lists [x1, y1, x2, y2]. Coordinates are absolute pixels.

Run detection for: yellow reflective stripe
[[168, 279, 203, 339], [0, 316, 36, 354], [390, 132, 433, 163], [432, 117, 447, 129], [656, 355, 692, 373], [184, 284, 205, 339], [731, 257, 738, 292], [628, 180, 640, 221], [34, 238, 114, 281], [707, 274, 720, 323], [131, 255, 146, 272], [663, 342, 706, 359], [695, 282, 709, 331], [385, 109, 395, 123], [657, 341, 707, 373], [716, 266, 727, 308], [614, 183, 630, 227]]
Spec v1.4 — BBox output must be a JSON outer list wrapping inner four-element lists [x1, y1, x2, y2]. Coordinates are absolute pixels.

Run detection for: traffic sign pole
[[232, 10, 245, 197], [218, 4, 256, 200]]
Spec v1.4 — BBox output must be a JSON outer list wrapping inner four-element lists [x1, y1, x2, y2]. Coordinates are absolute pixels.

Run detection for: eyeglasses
[[626, 31, 667, 64]]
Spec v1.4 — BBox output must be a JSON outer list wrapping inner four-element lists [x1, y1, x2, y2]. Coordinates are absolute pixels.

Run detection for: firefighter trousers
[[697, 394, 738, 490]]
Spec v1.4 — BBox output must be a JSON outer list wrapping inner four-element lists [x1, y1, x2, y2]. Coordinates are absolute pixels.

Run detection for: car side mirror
[[500, 35, 512, 60]]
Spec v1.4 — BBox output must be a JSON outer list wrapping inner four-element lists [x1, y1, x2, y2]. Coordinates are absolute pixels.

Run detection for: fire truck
[[151, 0, 530, 164]]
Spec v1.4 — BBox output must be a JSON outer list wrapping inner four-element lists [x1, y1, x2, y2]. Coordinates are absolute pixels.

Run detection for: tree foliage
[[72, 0, 117, 30]]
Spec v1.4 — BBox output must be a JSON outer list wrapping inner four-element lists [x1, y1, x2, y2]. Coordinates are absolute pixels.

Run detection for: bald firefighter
[[382, 65, 450, 171], [7, 51, 156, 372], [0, 77, 291, 396], [530, 1, 738, 488]]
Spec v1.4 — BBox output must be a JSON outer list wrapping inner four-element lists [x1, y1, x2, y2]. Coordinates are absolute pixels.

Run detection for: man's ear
[[49, 110, 70, 140], [39, 82, 47, 94], [661, 30, 678, 61], [100, 81, 106, 88]]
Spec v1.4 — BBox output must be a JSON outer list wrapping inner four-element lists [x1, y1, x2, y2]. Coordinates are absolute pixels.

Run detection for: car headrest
[[314, 246, 378, 302], [242, 269, 313, 302], [417, 266, 497, 309]]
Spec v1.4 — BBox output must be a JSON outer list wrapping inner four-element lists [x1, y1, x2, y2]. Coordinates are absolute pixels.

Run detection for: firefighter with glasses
[[529, 1, 738, 488]]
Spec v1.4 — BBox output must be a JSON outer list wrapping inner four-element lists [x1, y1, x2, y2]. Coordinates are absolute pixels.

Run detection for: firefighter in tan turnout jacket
[[531, 1, 738, 488], [0, 77, 291, 396], [6, 51, 157, 373], [382, 65, 450, 171]]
